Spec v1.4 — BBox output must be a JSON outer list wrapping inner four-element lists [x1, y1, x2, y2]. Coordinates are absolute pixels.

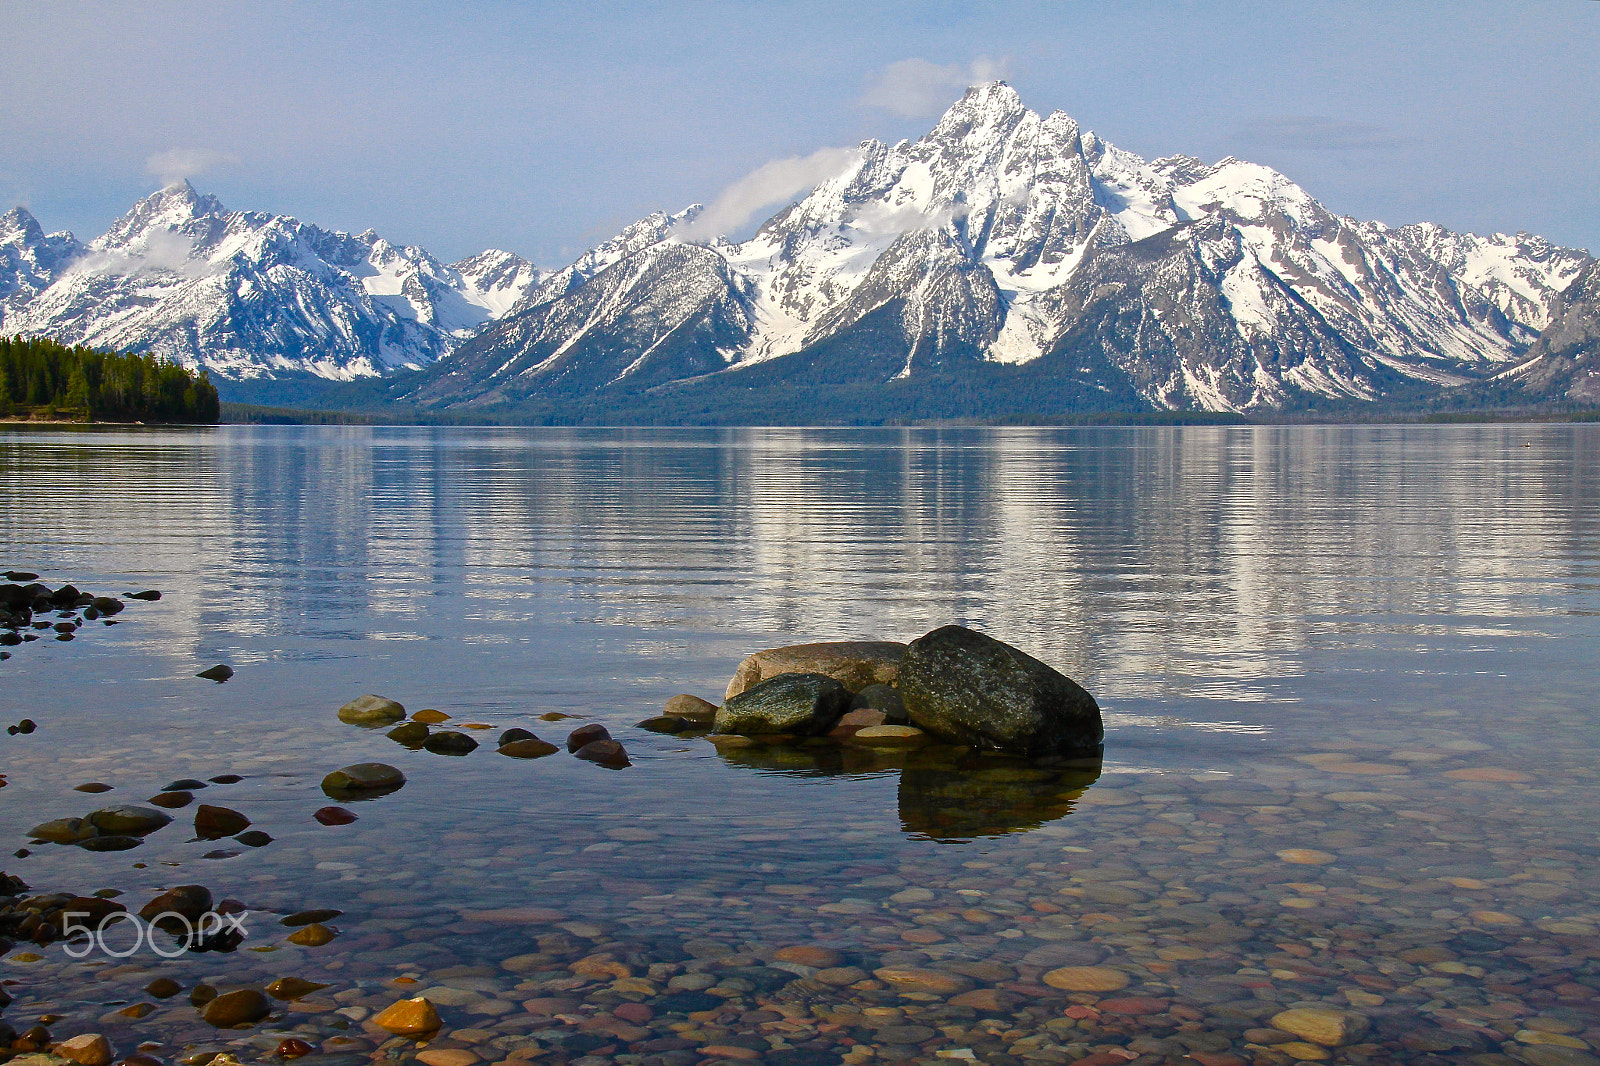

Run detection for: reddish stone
[[566, 723, 611, 752], [1096, 996, 1170, 1015], [614, 1002, 653, 1024], [1064, 1005, 1101, 1020], [276, 1039, 314, 1058], [573, 739, 630, 768], [313, 806, 356, 826], [1072, 1054, 1138, 1066]]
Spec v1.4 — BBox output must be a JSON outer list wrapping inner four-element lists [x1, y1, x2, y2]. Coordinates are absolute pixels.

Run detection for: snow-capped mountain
[[2, 183, 540, 380], [409, 83, 1592, 413]]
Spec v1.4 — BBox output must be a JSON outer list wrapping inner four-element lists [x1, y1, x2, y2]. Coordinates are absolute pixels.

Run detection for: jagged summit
[[407, 83, 1593, 413]]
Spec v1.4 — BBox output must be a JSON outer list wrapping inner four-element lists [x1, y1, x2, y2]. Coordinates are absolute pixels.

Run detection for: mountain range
[[3, 83, 1596, 418]]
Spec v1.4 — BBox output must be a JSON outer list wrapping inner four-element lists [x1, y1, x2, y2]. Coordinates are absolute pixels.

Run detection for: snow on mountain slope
[[1502, 262, 1600, 404], [0, 208, 85, 325], [419, 82, 1593, 412], [3, 183, 541, 380]]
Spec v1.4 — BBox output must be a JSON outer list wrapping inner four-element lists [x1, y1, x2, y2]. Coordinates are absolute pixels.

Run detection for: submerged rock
[[386, 721, 429, 746], [201, 988, 270, 1027], [193, 805, 250, 839], [195, 664, 233, 683], [899, 625, 1102, 757], [724, 640, 906, 699], [715, 672, 851, 736]]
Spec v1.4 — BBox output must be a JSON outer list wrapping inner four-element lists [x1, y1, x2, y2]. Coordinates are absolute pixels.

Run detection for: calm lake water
[[1, 424, 1597, 1066]]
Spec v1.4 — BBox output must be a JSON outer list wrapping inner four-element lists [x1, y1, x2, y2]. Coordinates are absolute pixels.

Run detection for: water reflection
[[707, 736, 1102, 842]]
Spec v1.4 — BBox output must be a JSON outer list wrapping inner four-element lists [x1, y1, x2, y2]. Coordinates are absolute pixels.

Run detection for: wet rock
[[145, 978, 182, 998], [715, 672, 851, 736], [335, 695, 405, 726], [195, 665, 233, 683], [725, 640, 907, 699], [138, 885, 212, 925], [56, 1034, 113, 1066], [497, 727, 536, 746], [321, 763, 405, 799], [147, 791, 192, 809], [90, 597, 123, 616], [313, 806, 357, 825], [193, 805, 250, 839], [265, 977, 329, 1000], [498, 738, 559, 758], [899, 625, 1102, 756], [29, 817, 97, 843], [201, 988, 270, 1027], [372, 996, 441, 1037], [851, 724, 926, 744], [664, 694, 718, 721], [566, 723, 611, 751], [774, 945, 843, 968], [1269, 1008, 1369, 1047], [422, 730, 477, 755], [209, 773, 242, 783], [189, 982, 217, 1006], [872, 967, 972, 995], [162, 779, 207, 791], [73, 783, 113, 794], [87, 806, 171, 836], [573, 739, 631, 768], [1042, 966, 1130, 992], [636, 715, 691, 733], [285, 923, 337, 946], [411, 709, 450, 724], [386, 721, 429, 746], [275, 1039, 313, 1059], [124, 590, 161, 601], [234, 830, 271, 847]]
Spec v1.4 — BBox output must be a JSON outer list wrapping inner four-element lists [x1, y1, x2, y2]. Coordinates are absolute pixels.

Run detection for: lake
[[1, 424, 1597, 1066]]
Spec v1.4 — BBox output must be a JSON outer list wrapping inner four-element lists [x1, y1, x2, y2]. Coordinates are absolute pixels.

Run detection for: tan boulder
[[372, 996, 441, 1037], [55, 1034, 112, 1066], [1269, 1007, 1369, 1047], [725, 640, 906, 700]]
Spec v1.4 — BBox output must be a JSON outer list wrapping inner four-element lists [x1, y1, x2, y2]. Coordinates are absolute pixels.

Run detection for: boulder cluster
[[673, 625, 1103, 761], [0, 572, 159, 657]]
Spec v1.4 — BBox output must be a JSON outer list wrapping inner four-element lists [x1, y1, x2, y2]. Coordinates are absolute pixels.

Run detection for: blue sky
[[4, 1, 1596, 263]]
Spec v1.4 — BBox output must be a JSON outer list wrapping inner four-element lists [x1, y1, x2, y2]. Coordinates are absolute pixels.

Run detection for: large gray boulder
[[899, 626, 1102, 758], [724, 641, 906, 700], [714, 672, 852, 736]]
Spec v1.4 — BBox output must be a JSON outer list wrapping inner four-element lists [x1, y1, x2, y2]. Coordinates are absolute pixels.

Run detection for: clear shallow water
[[1, 424, 1597, 1066]]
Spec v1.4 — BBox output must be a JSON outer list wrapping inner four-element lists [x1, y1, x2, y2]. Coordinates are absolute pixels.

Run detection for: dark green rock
[[899, 625, 1102, 757], [851, 682, 906, 721], [422, 730, 478, 755], [713, 672, 851, 736]]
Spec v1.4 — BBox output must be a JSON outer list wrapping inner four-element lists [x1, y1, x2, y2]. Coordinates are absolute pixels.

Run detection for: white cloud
[[145, 147, 241, 186], [677, 146, 862, 240], [71, 229, 209, 280], [860, 56, 1012, 119]]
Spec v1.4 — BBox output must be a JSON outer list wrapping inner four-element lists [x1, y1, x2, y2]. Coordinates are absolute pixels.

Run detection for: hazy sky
[[4, 1, 1596, 264]]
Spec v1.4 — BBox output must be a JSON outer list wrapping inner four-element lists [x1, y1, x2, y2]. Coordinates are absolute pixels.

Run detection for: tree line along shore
[[0, 337, 219, 425]]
